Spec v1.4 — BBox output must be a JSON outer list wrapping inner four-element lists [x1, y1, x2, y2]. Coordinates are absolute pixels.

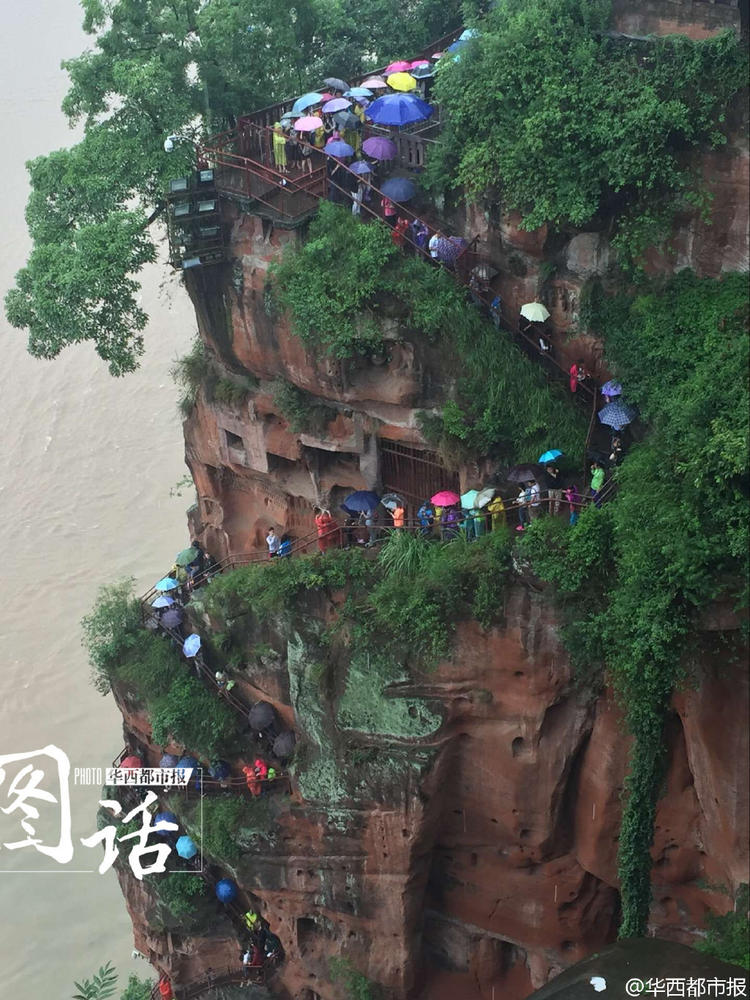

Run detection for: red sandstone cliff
[[112, 3, 749, 995]]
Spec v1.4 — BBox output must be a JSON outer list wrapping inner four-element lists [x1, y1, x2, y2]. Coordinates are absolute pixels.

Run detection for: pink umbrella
[[431, 490, 460, 506], [295, 115, 323, 132], [410, 59, 430, 68], [121, 755, 143, 769], [362, 77, 387, 89], [319, 92, 333, 102], [431, 52, 444, 59], [322, 97, 351, 113], [385, 60, 412, 73]]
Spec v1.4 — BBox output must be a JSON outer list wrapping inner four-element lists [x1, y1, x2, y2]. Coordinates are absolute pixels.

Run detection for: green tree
[[6, 0, 460, 374], [519, 271, 749, 937], [429, 0, 746, 266]]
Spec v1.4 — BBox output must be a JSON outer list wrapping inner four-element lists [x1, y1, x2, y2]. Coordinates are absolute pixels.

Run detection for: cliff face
[[115, 3, 749, 995], [116, 584, 748, 999]]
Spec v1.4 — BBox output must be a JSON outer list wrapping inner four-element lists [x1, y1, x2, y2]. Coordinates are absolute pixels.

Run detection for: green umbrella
[[175, 547, 199, 567], [460, 489, 479, 509]]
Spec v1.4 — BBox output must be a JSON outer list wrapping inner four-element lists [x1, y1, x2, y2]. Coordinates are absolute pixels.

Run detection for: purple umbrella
[[350, 160, 372, 175], [362, 136, 397, 160], [159, 753, 179, 768], [601, 380, 622, 398], [325, 140, 355, 158], [435, 237, 463, 265], [322, 97, 351, 114], [161, 607, 184, 629]]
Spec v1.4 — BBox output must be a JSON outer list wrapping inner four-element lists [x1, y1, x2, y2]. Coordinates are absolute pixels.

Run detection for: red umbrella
[[121, 755, 143, 769]]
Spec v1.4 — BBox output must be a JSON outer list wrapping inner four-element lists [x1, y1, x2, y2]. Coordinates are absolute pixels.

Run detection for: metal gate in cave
[[379, 441, 460, 511]]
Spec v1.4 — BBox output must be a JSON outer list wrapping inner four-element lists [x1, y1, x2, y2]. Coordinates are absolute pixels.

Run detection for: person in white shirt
[[429, 232, 440, 260], [266, 527, 281, 558], [528, 480, 541, 520]]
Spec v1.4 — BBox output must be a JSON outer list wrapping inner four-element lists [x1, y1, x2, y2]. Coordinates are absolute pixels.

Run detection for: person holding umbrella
[[381, 195, 397, 227], [515, 482, 532, 531], [543, 461, 563, 515]]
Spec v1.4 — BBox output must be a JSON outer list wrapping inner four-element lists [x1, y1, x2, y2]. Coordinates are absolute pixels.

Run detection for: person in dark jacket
[[543, 463, 563, 515]]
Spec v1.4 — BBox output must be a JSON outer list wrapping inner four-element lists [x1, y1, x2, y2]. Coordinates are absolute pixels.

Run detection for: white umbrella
[[520, 302, 550, 323], [475, 487, 496, 508]]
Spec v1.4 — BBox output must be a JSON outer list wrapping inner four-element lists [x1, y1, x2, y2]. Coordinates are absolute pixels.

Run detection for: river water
[[0, 1, 196, 992]]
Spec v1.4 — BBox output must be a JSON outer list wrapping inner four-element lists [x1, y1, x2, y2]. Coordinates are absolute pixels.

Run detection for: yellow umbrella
[[387, 72, 417, 92]]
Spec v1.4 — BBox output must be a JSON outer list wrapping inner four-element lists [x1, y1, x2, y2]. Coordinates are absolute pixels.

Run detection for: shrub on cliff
[[83, 580, 242, 757], [81, 579, 143, 694], [519, 271, 749, 937], [272, 204, 586, 464], [428, 0, 747, 268]]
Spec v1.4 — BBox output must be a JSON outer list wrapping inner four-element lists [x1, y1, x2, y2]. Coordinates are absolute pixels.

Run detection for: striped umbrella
[[598, 400, 638, 430]]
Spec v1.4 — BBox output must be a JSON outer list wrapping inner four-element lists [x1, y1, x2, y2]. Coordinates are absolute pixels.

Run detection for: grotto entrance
[[379, 440, 460, 511]]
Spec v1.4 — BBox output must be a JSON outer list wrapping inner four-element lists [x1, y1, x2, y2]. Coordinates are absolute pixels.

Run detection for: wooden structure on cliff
[[166, 168, 226, 270]]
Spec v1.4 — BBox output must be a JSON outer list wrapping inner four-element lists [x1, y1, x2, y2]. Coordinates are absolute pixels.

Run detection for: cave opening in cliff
[[379, 440, 460, 511]]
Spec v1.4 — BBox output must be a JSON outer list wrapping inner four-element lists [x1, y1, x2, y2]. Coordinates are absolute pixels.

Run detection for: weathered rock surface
[[115, 3, 749, 995]]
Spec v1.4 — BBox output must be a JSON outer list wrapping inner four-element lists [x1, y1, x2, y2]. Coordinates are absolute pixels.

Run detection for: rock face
[[115, 3, 749, 996], [116, 587, 748, 999]]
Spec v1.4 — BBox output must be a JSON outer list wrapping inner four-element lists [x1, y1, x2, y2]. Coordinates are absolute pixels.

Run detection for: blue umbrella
[[459, 27, 479, 40], [209, 760, 231, 780], [152, 595, 174, 608], [325, 140, 355, 158], [350, 160, 372, 175], [154, 811, 178, 836], [366, 93, 433, 126], [183, 633, 201, 657], [598, 400, 638, 430], [177, 756, 199, 781], [380, 177, 416, 202], [344, 86, 373, 98], [291, 92, 324, 114], [215, 877, 238, 902], [155, 577, 179, 592], [176, 835, 198, 860], [343, 490, 381, 512], [538, 449, 563, 464], [159, 753, 179, 768], [601, 380, 623, 397]]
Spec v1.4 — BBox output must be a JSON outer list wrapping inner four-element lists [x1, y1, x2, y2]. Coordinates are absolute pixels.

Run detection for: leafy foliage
[[173, 794, 274, 863], [429, 0, 746, 267], [272, 378, 337, 435], [82, 580, 242, 757], [7, 0, 460, 373], [273, 205, 586, 463], [149, 870, 211, 923], [172, 338, 258, 415], [72, 963, 118, 1000], [81, 580, 143, 694], [697, 884, 750, 969], [519, 271, 749, 937], [329, 957, 382, 1000], [119, 976, 155, 1000]]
